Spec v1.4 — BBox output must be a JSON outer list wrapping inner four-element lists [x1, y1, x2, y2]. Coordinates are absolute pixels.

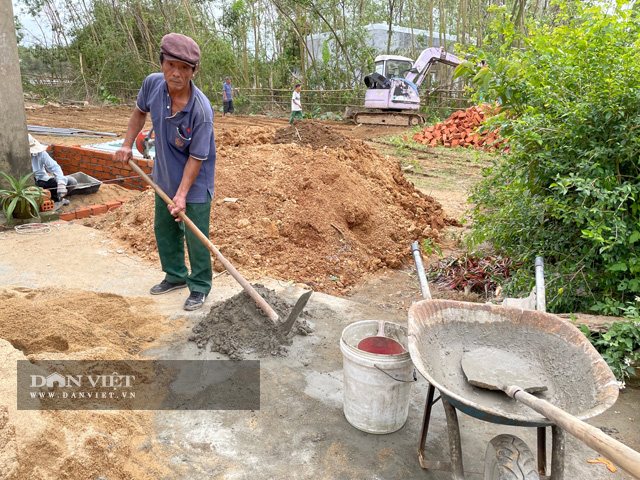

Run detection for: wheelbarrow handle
[[411, 241, 432, 300], [127, 160, 280, 325], [506, 386, 640, 478]]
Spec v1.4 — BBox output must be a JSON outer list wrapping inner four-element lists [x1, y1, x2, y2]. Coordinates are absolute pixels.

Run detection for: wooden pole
[[505, 386, 640, 478]]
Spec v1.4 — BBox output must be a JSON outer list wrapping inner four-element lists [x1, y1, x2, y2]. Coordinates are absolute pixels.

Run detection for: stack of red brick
[[37, 188, 55, 212], [59, 198, 131, 221], [412, 105, 508, 152]]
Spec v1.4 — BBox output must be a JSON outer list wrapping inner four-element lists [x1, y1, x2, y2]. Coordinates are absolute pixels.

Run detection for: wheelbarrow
[[408, 299, 622, 479], [407, 245, 630, 479]]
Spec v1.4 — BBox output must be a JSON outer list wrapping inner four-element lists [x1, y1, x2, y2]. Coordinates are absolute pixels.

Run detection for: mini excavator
[[355, 47, 461, 126]]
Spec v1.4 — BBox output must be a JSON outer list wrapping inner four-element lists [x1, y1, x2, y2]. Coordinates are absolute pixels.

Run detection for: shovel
[[461, 347, 640, 478], [127, 160, 312, 332]]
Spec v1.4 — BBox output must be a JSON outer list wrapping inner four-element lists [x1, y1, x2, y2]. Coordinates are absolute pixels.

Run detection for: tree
[[456, 1, 640, 314], [14, 0, 592, 104]]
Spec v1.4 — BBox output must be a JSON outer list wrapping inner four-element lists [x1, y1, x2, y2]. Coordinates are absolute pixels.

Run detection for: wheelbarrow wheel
[[484, 434, 540, 480]]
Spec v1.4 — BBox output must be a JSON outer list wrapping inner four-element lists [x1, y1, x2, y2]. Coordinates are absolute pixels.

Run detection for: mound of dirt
[[273, 120, 345, 149], [190, 284, 313, 359], [216, 125, 276, 148], [91, 128, 454, 294], [0, 285, 172, 480]]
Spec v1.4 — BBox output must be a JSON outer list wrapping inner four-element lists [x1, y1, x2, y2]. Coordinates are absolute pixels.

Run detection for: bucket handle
[[374, 364, 418, 383]]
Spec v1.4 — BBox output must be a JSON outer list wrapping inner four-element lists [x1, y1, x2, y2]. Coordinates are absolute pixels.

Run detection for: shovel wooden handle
[[127, 160, 280, 324], [505, 386, 640, 478]]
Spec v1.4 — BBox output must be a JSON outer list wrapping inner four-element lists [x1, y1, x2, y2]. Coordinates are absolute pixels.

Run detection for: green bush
[[578, 302, 640, 384], [456, 1, 640, 314], [0, 172, 44, 222]]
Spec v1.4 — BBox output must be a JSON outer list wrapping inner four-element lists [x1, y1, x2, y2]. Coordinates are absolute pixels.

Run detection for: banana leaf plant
[[0, 171, 45, 222]]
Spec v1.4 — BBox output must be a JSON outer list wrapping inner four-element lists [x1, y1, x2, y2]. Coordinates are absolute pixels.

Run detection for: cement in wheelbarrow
[[408, 300, 619, 427]]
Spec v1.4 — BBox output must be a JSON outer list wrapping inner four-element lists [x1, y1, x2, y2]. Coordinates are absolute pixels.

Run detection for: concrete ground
[[0, 222, 637, 479]]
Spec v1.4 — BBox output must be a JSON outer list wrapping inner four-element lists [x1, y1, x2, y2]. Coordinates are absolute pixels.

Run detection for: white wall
[[307, 24, 459, 63]]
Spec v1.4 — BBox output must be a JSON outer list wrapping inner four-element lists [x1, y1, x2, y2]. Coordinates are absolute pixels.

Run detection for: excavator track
[[353, 111, 424, 127]]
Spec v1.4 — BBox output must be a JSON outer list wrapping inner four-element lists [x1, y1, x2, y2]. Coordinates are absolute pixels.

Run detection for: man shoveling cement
[[115, 33, 216, 312], [115, 33, 313, 327]]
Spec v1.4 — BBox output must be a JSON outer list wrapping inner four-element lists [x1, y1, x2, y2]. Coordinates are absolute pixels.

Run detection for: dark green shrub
[[455, 1, 640, 313]]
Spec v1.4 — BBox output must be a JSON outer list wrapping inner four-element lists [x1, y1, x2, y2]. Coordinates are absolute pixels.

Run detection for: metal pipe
[[418, 383, 436, 467], [26, 132, 107, 138], [535, 256, 546, 313], [442, 398, 466, 480], [28, 125, 118, 137], [537, 427, 547, 476], [550, 426, 566, 480], [411, 241, 432, 300]]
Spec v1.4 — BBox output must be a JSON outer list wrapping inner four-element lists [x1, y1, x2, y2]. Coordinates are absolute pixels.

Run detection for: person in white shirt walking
[[290, 84, 303, 124]]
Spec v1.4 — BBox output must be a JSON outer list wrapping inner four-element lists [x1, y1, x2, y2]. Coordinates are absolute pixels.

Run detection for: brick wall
[[58, 197, 131, 221], [50, 146, 154, 191]]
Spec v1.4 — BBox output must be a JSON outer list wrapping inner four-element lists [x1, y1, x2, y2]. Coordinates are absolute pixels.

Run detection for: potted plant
[[0, 171, 46, 222]]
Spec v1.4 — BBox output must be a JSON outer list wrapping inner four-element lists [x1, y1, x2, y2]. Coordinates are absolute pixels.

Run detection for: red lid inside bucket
[[357, 336, 406, 355]]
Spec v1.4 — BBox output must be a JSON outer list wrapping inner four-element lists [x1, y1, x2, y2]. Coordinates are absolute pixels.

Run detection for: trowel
[[128, 160, 312, 330]]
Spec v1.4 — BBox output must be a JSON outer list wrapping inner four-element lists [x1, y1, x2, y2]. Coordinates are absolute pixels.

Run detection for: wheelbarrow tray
[[408, 300, 618, 427], [66, 171, 102, 196]]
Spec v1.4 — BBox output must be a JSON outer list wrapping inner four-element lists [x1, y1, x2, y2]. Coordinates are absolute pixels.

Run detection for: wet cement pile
[[91, 124, 455, 294], [190, 284, 313, 359], [0, 285, 172, 480], [273, 120, 346, 149]]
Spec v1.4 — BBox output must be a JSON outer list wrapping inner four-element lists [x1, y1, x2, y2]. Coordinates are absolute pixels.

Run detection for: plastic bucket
[[340, 320, 414, 434]]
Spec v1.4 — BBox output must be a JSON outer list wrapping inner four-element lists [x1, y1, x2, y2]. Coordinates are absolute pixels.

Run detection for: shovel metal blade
[[461, 347, 549, 394], [280, 290, 313, 335]]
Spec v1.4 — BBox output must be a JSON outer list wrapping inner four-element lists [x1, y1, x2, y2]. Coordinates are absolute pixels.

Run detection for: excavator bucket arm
[[405, 47, 461, 88]]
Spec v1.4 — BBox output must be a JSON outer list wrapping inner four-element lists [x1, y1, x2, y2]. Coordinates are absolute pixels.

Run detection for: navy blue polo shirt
[[136, 73, 216, 203], [223, 82, 232, 100]]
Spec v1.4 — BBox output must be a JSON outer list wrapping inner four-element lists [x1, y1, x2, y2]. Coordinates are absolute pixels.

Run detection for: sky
[[12, 0, 51, 46], [12, 0, 637, 48]]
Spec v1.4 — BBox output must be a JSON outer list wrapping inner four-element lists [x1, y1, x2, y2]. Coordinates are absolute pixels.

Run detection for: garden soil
[[190, 284, 313, 359], [25, 104, 408, 144], [216, 125, 276, 148], [0, 285, 173, 479], [89, 122, 455, 294], [273, 120, 346, 149]]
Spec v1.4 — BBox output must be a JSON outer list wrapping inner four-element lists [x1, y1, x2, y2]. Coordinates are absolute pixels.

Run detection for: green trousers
[[154, 193, 212, 295], [290, 110, 303, 124]]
